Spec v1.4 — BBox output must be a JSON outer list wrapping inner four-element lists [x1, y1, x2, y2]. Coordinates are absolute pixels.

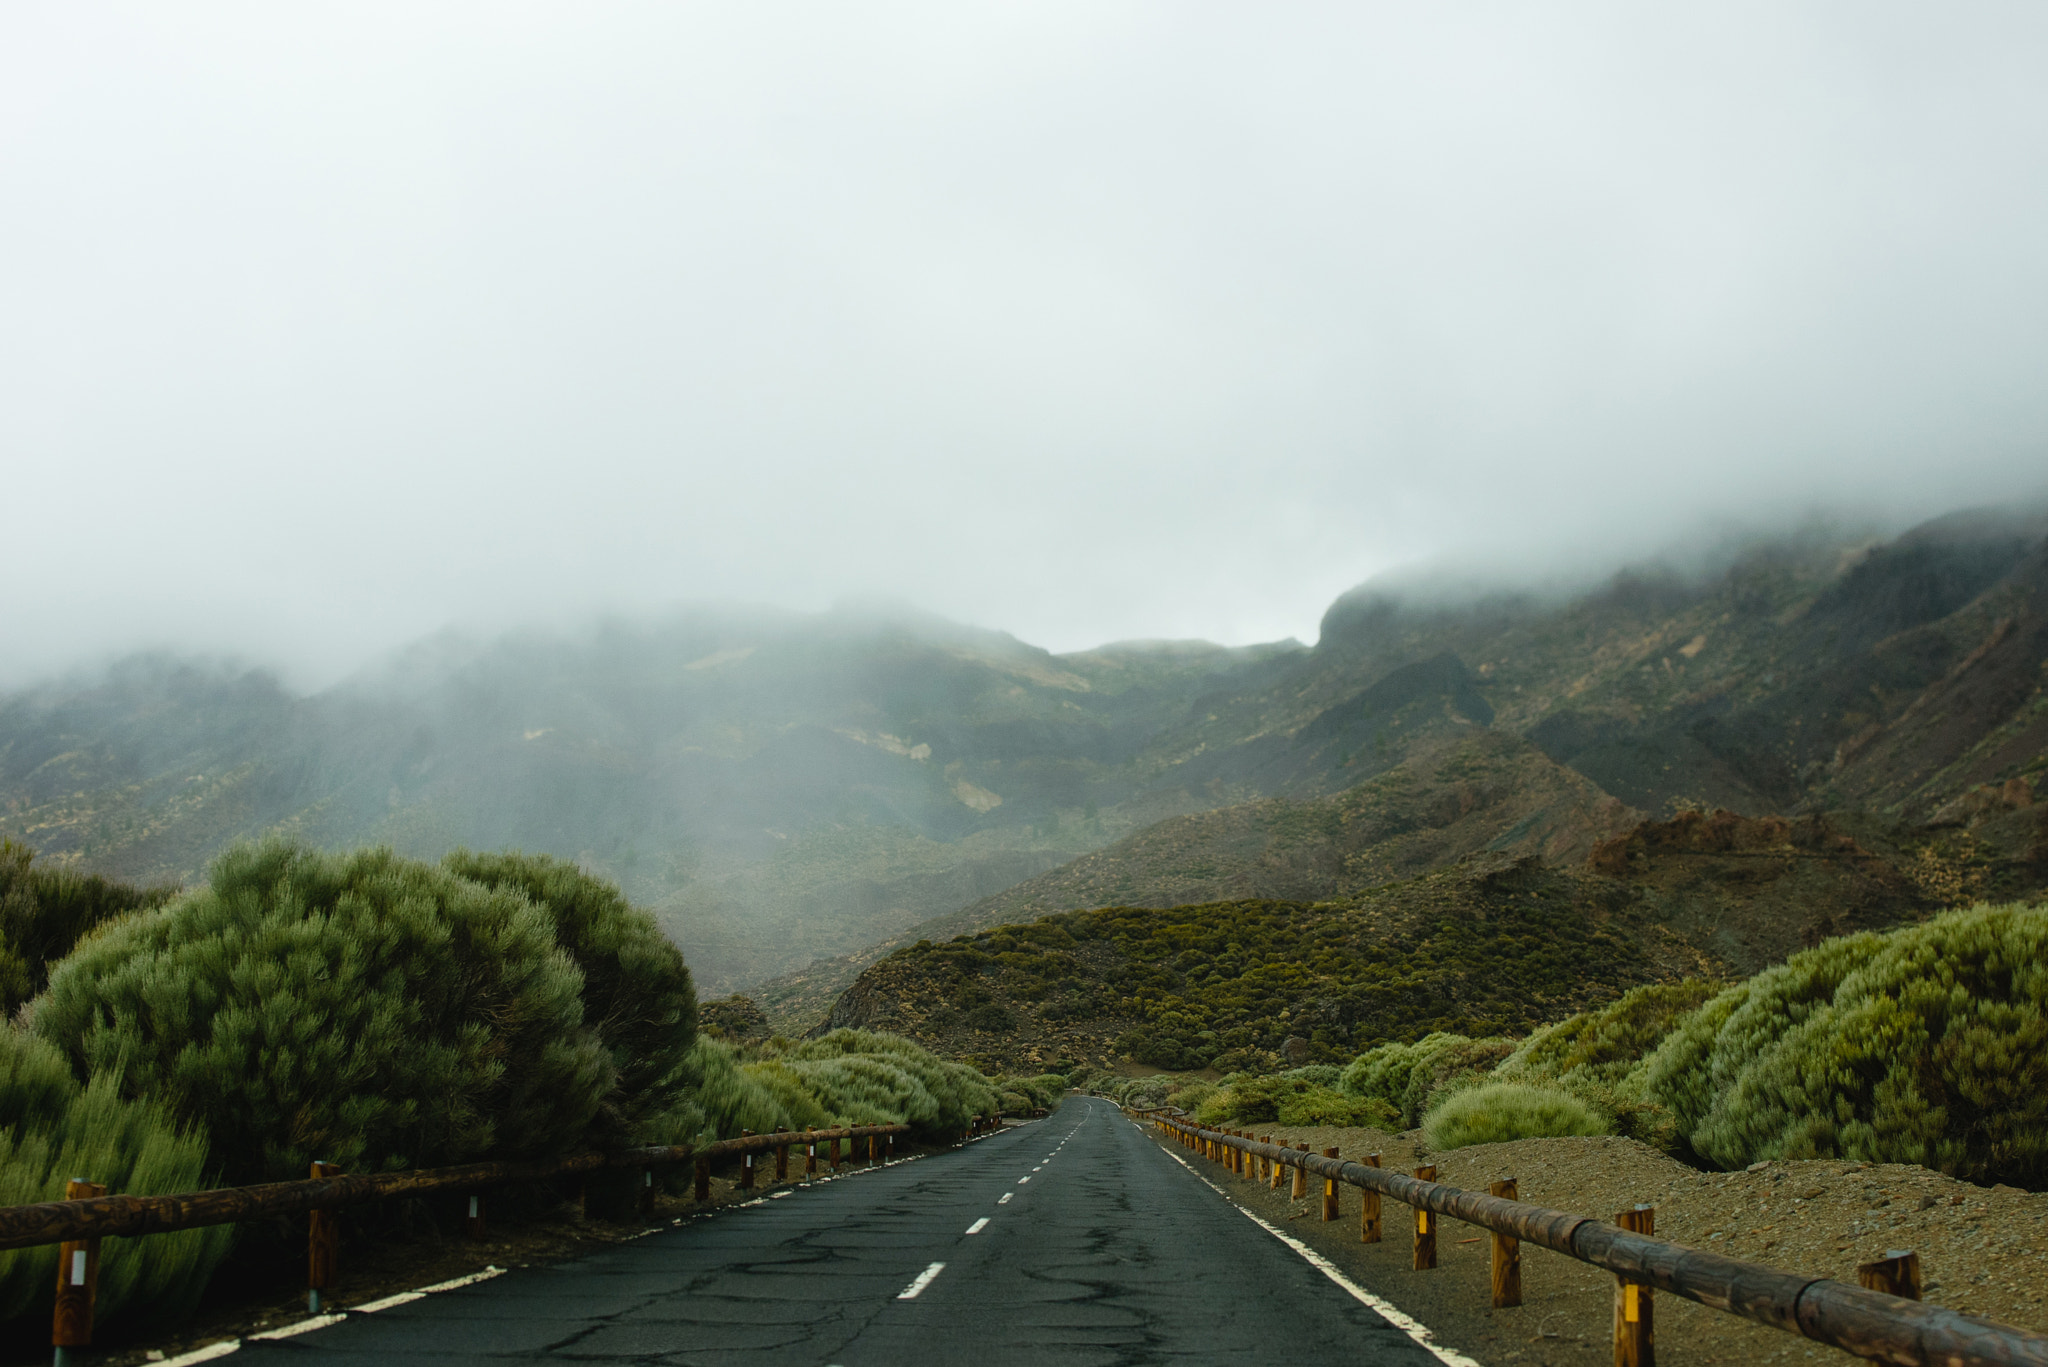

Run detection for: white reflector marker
[[965, 1218, 989, 1234], [897, 1262, 946, 1300]]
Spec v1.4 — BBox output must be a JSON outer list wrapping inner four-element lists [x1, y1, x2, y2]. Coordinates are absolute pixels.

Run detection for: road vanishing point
[[229, 1097, 1457, 1366]]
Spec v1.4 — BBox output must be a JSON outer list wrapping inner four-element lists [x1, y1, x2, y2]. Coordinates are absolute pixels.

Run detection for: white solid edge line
[[153, 1263, 509, 1358], [896, 1261, 947, 1299], [415, 1265, 507, 1295], [248, 1313, 346, 1341], [965, 1217, 989, 1234], [1155, 1138, 1481, 1367]]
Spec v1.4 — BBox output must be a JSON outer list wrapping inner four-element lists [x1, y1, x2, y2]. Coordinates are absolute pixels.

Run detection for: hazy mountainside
[[5, 506, 2046, 1001], [820, 801, 2046, 1074], [1137, 506, 2048, 821], [0, 611, 1301, 991], [943, 729, 1637, 926], [746, 728, 1637, 1029]]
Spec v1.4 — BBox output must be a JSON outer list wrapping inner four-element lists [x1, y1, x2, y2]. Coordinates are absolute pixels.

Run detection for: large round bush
[[441, 850, 696, 1141], [32, 842, 615, 1183], [1639, 901, 2048, 1183]]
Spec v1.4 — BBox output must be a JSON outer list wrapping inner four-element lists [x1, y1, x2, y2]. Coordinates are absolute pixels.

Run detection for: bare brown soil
[[1152, 1120, 2048, 1367]]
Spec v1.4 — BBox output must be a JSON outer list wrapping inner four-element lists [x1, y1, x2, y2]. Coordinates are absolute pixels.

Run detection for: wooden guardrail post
[[464, 1192, 487, 1238], [694, 1154, 711, 1202], [1321, 1148, 1340, 1221], [1614, 1205, 1655, 1367], [1412, 1165, 1437, 1270], [1488, 1178, 1521, 1308], [1271, 1141, 1284, 1191], [775, 1141, 790, 1183], [307, 1162, 342, 1313], [51, 1178, 104, 1365], [1857, 1250, 1922, 1300], [740, 1131, 756, 1191], [868, 1134, 878, 1167], [1360, 1153, 1382, 1243], [1292, 1144, 1309, 1200], [805, 1128, 818, 1177], [831, 1136, 843, 1172]]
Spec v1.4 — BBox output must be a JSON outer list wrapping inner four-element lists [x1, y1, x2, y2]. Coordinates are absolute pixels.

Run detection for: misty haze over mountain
[[7, 502, 2047, 1014], [7, 8, 2048, 1020], [7, 5, 2048, 687]]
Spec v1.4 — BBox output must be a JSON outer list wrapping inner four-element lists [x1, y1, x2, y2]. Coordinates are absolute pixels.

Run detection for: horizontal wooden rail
[[0, 1123, 911, 1253], [1143, 1109, 2048, 1367]]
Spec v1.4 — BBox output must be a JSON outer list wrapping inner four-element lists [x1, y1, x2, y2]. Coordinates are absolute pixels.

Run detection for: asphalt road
[[233, 1097, 1452, 1366]]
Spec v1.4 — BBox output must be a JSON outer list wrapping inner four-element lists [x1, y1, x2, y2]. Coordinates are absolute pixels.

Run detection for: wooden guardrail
[[10, 1119, 956, 1364], [1132, 1107, 2048, 1367]]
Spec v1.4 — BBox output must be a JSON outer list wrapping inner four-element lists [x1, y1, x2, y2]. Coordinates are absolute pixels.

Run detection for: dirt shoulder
[[1145, 1119, 2048, 1367]]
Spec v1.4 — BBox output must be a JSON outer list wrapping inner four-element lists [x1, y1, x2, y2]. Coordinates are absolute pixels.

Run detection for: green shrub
[[1501, 981, 1718, 1085], [1638, 901, 2048, 1183], [32, 841, 615, 1183], [1421, 1083, 1611, 1149], [0, 1031, 231, 1330], [1279, 1086, 1398, 1128], [651, 1037, 801, 1137], [441, 851, 696, 1143], [994, 1072, 1067, 1112], [0, 840, 176, 1013], [783, 1054, 938, 1127], [779, 1030, 999, 1135], [1191, 1071, 1397, 1129], [1341, 1033, 1514, 1127]]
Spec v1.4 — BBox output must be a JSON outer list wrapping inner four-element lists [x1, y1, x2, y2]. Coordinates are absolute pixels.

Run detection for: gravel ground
[[1150, 1119, 2048, 1367]]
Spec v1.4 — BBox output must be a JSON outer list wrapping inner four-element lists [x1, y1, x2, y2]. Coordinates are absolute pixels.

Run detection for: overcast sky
[[6, 3, 2047, 687]]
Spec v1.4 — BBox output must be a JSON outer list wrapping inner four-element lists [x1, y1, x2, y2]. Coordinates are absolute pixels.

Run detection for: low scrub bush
[[1421, 1083, 1611, 1150], [995, 1072, 1068, 1113], [778, 1030, 999, 1135], [1340, 1033, 1515, 1128], [1192, 1071, 1398, 1129], [0, 1031, 231, 1331], [1501, 981, 1718, 1085], [32, 841, 615, 1183], [1638, 901, 2048, 1184]]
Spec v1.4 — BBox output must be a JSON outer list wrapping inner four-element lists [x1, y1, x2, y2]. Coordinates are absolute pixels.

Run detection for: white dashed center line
[[1016, 1176, 1030, 1184], [897, 1262, 947, 1300], [997, 1192, 1013, 1204], [965, 1218, 989, 1234]]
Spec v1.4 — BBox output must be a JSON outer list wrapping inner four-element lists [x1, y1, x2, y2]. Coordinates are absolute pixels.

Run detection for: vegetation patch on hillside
[[830, 856, 1678, 1073]]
